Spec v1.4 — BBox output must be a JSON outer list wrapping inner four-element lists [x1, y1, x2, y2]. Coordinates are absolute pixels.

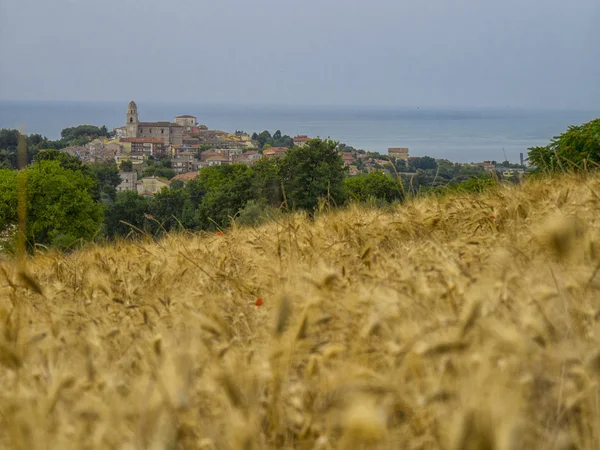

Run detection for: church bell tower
[[126, 101, 139, 137]]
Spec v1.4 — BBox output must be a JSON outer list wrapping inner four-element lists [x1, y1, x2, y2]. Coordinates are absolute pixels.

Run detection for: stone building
[[172, 152, 201, 174], [388, 148, 409, 163], [125, 101, 184, 146], [174, 115, 197, 128], [136, 176, 171, 195], [117, 172, 137, 192]]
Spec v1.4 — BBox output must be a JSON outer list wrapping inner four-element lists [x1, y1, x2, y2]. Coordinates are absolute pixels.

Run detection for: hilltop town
[[53, 101, 526, 196]]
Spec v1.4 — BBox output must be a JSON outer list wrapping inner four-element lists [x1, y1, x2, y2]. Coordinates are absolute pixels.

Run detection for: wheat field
[[2, 173, 600, 449]]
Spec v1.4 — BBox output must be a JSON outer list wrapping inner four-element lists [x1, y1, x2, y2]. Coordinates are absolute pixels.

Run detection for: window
[[161, 129, 164, 134]]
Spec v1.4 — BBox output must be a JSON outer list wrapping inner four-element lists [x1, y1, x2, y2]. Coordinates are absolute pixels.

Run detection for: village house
[[172, 152, 201, 174], [120, 137, 166, 158], [471, 161, 496, 171], [388, 148, 409, 164], [206, 156, 230, 166], [293, 135, 311, 147], [234, 150, 262, 166], [117, 172, 137, 192], [136, 176, 171, 195], [263, 147, 288, 158], [171, 172, 199, 185], [115, 151, 148, 174], [201, 148, 242, 162], [170, 144, 199, 158], [60, 145, 115, 164], [105, 141, 123, 154], [243, 150, 261, 161], [341, 153, 356, 166]]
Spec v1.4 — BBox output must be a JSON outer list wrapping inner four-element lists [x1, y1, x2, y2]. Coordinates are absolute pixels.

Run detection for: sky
[[0, 0, 599, 108]]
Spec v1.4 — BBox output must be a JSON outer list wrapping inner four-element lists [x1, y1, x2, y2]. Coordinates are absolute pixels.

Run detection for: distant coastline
[[1, 100, 598, 163]]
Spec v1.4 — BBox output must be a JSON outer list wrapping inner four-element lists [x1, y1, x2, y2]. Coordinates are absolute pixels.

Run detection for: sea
[[1, 100, 598, 163]]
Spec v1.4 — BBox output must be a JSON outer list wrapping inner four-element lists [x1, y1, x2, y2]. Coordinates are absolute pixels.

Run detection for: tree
[[409, 156, 437, 171], [148, 188, 188, 233], [256, 131, 272, 148], [170, 179, 185, 190], [34, 149, 86, 173], [88, 162, 121, 203], [0, 129, 48, 169], [188, 164, 255, 230], [60, 125, 109, 141], [251, 157, 283, 206], [103, 191, 150, 238], [0, 169, 18, 236], [279, 138, 346, 211], [527, 118, 600, 172], [0, 161, 104, 249], [345, 171, 404, 203], [120, 160, 133, 172], [142, 166, 176, 180]]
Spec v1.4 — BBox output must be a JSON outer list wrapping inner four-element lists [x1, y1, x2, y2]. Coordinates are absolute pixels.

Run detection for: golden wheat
[[1, 173, 600, 449]]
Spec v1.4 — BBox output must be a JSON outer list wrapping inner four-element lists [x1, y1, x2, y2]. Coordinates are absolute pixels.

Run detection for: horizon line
[[2, 98, 600, 113]]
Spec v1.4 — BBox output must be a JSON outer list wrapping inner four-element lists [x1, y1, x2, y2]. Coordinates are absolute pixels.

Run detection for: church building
[[125, 101, 184, 145]]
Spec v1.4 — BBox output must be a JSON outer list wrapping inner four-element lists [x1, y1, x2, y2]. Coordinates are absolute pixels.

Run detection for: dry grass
[[2, 173, 600, 449]]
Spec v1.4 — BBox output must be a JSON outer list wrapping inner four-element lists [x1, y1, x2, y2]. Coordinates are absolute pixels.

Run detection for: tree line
[[0, 125, 110, 170]]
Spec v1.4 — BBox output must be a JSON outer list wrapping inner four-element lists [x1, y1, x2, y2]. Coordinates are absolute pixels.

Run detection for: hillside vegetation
[[1, 173, 600, 449]]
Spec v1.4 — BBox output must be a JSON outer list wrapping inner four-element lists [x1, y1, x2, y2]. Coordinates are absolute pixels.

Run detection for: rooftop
[[206, 156, 229, 162], [172, 172, 200, 182], [175, 115, 197, 119], [138, 122, 182, 127], [120, 138, 164, 143]]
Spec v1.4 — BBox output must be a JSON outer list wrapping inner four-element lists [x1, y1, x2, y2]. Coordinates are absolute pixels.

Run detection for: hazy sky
[[1, 0, 598, 108]]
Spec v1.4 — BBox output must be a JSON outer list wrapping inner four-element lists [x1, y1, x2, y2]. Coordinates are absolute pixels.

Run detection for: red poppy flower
[[490, 215, 496, 220], [255, 298, 264, 306], [216, 231, 223, 236]]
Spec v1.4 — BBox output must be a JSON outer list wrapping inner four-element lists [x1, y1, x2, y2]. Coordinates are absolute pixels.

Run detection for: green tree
[[60, 125, 109, 141], [527, 118, 600, 172], [409, 156, 437, 171], [148, 188, 188, 233], [142, 165, 176, 180], [0, 161, 104, 249], [253, 130, 272, 148], [103, 191, 150, 238], [170, 179, 185, 190], [88, 162, 121, 203], [188, 164, 254, 230], [279, 138, 346, 211], [34, 149, 86, 173], [251, 157, 283, 206], [120, 160, 133, 172], [345, 171, 404, 203], [0, 169, 18, 235]]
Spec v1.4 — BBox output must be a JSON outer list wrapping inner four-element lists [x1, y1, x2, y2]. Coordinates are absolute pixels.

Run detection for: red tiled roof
[[293, 136, 311, 142], [172, 172, 199, 182]]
